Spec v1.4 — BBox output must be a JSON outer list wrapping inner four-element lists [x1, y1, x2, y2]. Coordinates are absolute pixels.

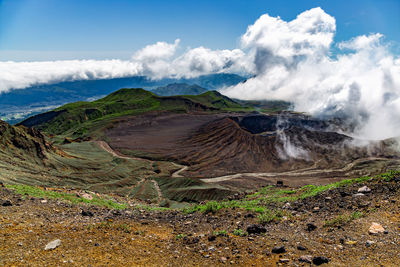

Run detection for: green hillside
[[19, 88, 250, 137]]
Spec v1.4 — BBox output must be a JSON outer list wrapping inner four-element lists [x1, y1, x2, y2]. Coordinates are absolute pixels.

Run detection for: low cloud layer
[[0, 39, 244, 92], [1, 7, 399, 140]]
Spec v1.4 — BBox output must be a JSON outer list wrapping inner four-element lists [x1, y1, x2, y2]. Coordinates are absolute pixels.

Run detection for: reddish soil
[[105, 112, 400, 187], [2, 176, 400, 266]]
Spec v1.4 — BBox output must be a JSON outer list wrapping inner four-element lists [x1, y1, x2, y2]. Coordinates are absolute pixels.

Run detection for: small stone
[[271, 246, 286, 254], [246, 224, 266, 235], [299, 255, 312, 263], [208, 235, 216, 241], [40, 199, 47, 203], [325, 197, 332, 201], [358, 186, 371, 193], [282, 202, 291, 209], [345, 240, 357, 245], [279, 258, 290, 263], [353, 193, 365, 197], [1, 200, 12, 206], [81, 210, 94, 217], [45, 239, 61, 250], [80, 192, 93, 200], [204, 254, 210, 258], [313, 256, 329, 265], [306, 223, 317, 232], [365, 240, 375, 247], [297, 245, 307, 251], [208, 246, 216, 252], [17, 242, 23, 246], [220, 257, 227, 262], [369, 222, 385, 234]]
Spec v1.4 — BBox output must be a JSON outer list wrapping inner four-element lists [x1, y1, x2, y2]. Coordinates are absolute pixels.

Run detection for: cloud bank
[[221, 7, 400, 140], [1, 7, 399, 140], [0, 39, 244, 92]]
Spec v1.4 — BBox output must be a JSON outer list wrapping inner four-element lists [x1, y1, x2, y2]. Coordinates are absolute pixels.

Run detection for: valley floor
[[1, 175, 400, 266]]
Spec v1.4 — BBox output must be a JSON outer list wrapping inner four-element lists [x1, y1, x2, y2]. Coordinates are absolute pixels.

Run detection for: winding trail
[[200, 157, 390, 183], [95, 141, 147, 162], [95, 141, 165, 203], [94, 141, 393, 185], [171, 163, 189, 178]]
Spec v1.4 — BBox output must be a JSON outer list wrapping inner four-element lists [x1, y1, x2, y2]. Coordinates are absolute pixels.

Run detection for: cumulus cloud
[[171, 47, 246, 78], [1, 7, 399, 141], [221, 8, 400, 141]]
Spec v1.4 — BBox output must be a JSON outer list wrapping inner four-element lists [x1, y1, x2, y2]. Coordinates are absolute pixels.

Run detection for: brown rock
[[369, 222, 385, 234]]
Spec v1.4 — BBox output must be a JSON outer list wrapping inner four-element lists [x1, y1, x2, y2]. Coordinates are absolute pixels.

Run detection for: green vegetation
[[324, 211, 365, 227], [213, 230, 228, 237], [183, 170, 399, 224], [6, 184, 127, 209], [232, 229, 247, 237], [20, 89, 257, 138], [298, 176, 372, 199], [376, 170, 400, 181], [257, 209, 286, 225], [175, 233, 187, 240]]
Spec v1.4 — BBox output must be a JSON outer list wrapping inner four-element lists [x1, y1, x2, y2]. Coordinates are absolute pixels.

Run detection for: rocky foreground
[[1, 174, 400, 266]]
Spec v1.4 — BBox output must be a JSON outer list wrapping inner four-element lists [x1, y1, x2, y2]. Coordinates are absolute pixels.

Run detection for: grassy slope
[[20, 88, 253, 138]]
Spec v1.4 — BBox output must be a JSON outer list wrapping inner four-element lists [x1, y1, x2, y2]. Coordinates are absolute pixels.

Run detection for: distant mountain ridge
[[0, 73, 246, 124]]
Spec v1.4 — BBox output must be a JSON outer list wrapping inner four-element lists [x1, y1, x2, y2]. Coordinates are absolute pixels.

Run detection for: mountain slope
[[1, 73, 246, 124], [0, 120, 53, 164], [19, 89, 248, 137]]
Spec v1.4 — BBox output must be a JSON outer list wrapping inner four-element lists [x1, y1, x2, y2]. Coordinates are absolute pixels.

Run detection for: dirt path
[[96, 141, 189, 180], [95, 141, 148, 162], [200, 157, 391, 183], [171, 163, 188, 178], [150, 180, 163, 203], [95, 141, 394, 186]]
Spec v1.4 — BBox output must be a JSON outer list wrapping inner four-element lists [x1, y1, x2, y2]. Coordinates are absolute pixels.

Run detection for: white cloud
[[132, 39, 180, 61], [0, 59, 142, 93], [171, 47, 246, 78], [221, 8, 400, 141]]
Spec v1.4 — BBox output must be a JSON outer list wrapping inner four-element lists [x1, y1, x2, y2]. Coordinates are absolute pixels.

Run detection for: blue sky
[[0, 0, 399, 60]]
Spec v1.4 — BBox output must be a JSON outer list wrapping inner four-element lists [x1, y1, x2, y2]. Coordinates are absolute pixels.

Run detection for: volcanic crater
[[105, 111, 400, 186]]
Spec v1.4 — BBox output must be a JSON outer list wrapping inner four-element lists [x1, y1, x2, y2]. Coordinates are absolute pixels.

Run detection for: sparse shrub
[[213, 230, 227, 237], [377, 170, 400, 181], [233, 229, 247, 237], [257, 209, 279, 225], [202, 201, 222, 214], [175, 233, 187, 240], [324, 211, 364, 227], [116, 224, 131, 233]]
